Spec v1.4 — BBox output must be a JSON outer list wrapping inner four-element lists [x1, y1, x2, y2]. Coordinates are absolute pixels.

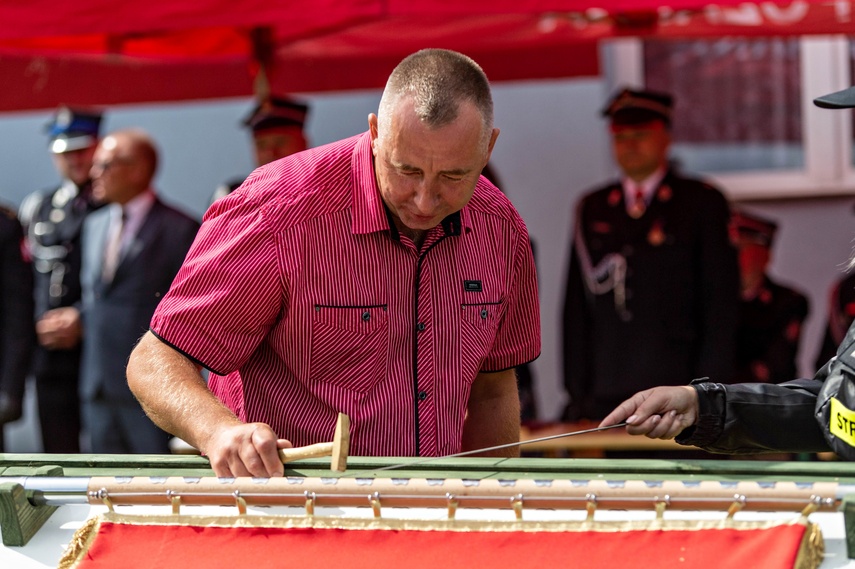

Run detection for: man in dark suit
[[0, 205, 34, 451], [18, 106, 103, 453], [562, 88, 740, 421], [210, 95, 309, 204], [47, 129, 200, 453], [730, 209, 808, 384]]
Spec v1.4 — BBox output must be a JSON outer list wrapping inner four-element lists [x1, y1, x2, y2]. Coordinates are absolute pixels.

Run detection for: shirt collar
[[622, 166, 667, 204], [120, 188, 156, 223]]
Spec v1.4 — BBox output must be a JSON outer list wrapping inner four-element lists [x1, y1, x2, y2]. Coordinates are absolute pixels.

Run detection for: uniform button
[[480, 308, 488, 319], [418, 391, 428, 401], [361, 311, 371, 322], [417, 322, 426, 332]]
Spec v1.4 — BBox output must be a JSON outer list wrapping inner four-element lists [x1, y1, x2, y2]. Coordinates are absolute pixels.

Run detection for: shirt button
[[418, 391, 428, 401], [417, 322, 426, 332], [480, 308, 488, 319], [361, 311, 371, 322]]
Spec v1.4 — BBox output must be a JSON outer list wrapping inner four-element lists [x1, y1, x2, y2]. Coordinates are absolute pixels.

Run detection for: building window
[[605, 36, 854, 199], [645, 38, 802, 173]]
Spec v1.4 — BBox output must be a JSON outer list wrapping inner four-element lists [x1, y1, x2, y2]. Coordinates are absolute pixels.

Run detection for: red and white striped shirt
[[151, 132, 540, 457]]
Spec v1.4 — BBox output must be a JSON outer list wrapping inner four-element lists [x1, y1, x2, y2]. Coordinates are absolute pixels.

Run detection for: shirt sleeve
[[150, 192, 284, 375], [481, 221, 541, 372]]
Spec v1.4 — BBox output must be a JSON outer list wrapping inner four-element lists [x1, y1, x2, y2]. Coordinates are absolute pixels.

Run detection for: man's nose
[[413, 181, 439, 213]]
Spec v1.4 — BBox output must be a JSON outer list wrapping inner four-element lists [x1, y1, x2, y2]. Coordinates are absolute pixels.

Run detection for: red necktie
[[102, 209, 126, 282], [628, 186, 645, 219]]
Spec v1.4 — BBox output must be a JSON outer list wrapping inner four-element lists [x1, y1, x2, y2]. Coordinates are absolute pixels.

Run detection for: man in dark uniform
[[210, 95, 309, 204], [562, 88, 740, 421], [18, 106, 103, 453], [0, 205, 34, 451], [730, 209, 808, 384]]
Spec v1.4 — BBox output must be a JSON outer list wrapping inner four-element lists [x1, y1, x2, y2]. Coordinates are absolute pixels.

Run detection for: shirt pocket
[[460, 301, 502, 381], [310, 304, 388, 393]]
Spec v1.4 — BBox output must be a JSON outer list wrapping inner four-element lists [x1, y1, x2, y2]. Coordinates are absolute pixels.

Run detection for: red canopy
[[0, 1, 850, 111]]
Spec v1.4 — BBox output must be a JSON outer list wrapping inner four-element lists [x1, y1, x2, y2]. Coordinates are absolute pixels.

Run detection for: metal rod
[[348, 422, 629, 477], [3, 475, 841, 513]]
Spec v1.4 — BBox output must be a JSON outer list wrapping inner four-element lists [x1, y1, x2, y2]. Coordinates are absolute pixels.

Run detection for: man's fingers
[[252, 429, 285, 477]]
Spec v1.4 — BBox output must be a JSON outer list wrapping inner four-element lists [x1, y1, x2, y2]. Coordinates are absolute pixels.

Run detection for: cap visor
[[814, 86, 855, 109], [50, 135, 95, 154]]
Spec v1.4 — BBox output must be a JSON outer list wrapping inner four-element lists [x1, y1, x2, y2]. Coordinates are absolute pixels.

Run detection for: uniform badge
[[657, 185, 672, 202], [591, 221, 612, 234], [647, 220, 665, 246], [607, 189, 621, 207], [785, 320, 801, 342]]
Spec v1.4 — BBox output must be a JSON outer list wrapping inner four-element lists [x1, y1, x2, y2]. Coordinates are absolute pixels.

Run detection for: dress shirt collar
[[621, 166, 667, 205]]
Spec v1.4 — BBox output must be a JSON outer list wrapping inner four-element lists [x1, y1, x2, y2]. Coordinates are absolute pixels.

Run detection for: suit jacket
[[0, 206, 34, 403], [562, 169, 740, 420], [79, 197, 199, 403]]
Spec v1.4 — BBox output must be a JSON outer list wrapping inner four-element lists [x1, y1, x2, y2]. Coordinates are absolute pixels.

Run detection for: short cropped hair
[[378, 49, 494, 148]]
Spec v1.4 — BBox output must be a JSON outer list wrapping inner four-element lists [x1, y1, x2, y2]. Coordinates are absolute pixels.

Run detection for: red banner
[[61, 514, 822, 569]]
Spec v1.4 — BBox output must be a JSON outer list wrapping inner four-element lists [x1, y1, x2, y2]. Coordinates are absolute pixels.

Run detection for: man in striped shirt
[[127, 49, 540, 477]]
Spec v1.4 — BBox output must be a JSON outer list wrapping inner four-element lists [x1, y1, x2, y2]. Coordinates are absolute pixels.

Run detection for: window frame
[[602, 35, 855, 200]]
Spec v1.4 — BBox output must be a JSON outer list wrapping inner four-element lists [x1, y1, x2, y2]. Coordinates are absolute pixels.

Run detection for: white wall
[[1, 78, 852, 452]]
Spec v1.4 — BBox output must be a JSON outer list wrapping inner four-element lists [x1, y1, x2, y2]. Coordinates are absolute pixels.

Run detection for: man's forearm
[[127, 331, 241, 453], [461, 369, 520, 457]]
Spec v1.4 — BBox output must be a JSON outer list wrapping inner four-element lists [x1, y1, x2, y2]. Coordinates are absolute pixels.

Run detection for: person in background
[[127, 49, 540, 477], [0, 205, 34, 451], [210, 96, 309, 204], [598, 84, 855, 460], [561, 88, 739, 422], [18, 106, 104, 453], [730, 209, 808, 384], [48, 129, 200, 453]]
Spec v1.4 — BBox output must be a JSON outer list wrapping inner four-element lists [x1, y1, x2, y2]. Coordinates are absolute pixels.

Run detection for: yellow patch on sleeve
[[829, 397, 855, 447]]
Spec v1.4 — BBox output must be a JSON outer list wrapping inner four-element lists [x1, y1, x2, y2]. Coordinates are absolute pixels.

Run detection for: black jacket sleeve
[[675, 375, 827, 454]]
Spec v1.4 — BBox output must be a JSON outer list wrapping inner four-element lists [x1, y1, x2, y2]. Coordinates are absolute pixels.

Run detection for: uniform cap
[[242, 96, 309, 133], [45, 106, 102, 154], [730, 209, 778, 248], [814, 86, 855, 109], [603, 88, 673, 127]]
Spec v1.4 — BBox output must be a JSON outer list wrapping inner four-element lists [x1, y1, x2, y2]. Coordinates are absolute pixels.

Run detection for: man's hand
[[36, 307, 82, 350], [599, 386, 699, 439], [202, 422, 294, 478]]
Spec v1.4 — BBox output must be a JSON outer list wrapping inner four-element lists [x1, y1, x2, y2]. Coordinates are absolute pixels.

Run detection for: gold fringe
[[793, 520, 825, 569], [94, 510, 821, 536], [56, 515, 101, 569]]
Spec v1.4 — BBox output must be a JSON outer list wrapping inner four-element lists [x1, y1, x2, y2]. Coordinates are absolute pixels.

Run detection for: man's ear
[[368, 113, 379, 152]]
